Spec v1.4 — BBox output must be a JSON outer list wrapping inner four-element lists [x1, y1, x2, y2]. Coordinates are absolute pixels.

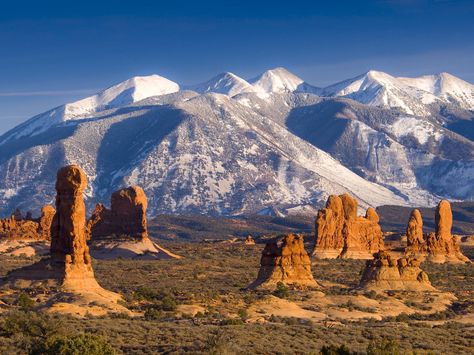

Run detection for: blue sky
[[1, 0, 473, 133]]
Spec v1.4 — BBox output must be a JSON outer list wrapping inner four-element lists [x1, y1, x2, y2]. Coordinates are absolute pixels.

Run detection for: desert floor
[[0, 240, 473, 354]]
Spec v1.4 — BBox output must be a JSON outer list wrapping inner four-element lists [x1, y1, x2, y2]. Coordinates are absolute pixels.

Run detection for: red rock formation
[[313, 195, 345, 258], [404, 209, 426, 257], [87, 186, 148, 240], [406, 209, 424, 246], [425, 200, 469, 263], [3, 165, 129, 316], [50, 165, 96, 288], [313, 194, 384, 259], [365, 207, 379, 223], [340, 193, 357, 220], [0, 215, 38, 239], [359, 251, 434, 292], [249, 234, 319, 289], [0, 205, 55, 240], [38, 205, 56, 240], [244, 235, 255, 245]]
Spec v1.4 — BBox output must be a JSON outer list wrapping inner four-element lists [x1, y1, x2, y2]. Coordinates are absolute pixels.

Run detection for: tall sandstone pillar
[[50, 165, 96, 288], [425, 200, 469, 263]]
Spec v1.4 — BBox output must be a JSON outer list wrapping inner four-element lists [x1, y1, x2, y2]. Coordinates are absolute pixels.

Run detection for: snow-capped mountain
[[398, 72, 474, 110], [1, 75, 179, 141], [320, 70, 441, 116], [0, 67, 473, 216], [320, 70, 474, 116], [249, 67, 320, 94], [187, 72, 257, 96]]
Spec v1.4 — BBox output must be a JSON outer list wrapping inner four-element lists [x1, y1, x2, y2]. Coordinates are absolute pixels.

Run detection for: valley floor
[[0, 241, 473, 354]]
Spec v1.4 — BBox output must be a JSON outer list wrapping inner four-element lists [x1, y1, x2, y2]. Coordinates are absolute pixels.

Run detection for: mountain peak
[[188, 72, 256, 96], [249, 67, 316, 94], [0, 73, 180, 141]]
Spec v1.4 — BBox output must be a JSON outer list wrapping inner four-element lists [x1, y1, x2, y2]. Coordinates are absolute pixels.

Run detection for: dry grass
[[0, 241, 473, 354]]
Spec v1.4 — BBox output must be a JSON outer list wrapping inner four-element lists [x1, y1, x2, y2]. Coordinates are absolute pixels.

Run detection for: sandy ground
[[0, 240, 49, 257], [245, 290, 457, 323], [89, 238, 182, 259]]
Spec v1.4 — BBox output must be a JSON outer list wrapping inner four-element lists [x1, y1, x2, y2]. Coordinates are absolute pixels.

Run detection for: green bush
[[220, 318, 244, 325], [161, 295, 177, 312], [133, 286, 163, 301], [273, 282, 289, 299], [144, 307, 163, 321], [0, 311, 66, 339], [30, 334, 115, 355], [238, 308, 248, 321], [367, 339, 400, 355], [17, 293, 35, 311], [320, 344, 353, 355]]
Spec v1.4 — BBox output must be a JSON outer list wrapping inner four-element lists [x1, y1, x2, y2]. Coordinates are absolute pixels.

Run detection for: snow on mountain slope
[[0, 75, 179, 142], [1, 68, 474, 217], [0, 92, 409, 216], [187, 72, 258, 96], [398, 72, 474, 110], [249, 67, 320, 94], [284, 97, 474, 202], [320, 70, 439, 115]]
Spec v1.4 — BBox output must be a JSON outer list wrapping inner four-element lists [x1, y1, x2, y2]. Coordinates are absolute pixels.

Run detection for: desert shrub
[[366, 339, 400, 355], [30, 333, 115, 355], [17, 293, 35, 311], [161, 295, 177, 311], [133, 286, 177, 312], [238, 308, 248, 321], [0, 311, 66, 339], [220, 318, 244, 325], [203, 329, 240, 354], [320, 344, 353, 355], [242, 293, 257, 305], [133, 286, 163, 301], [364, 290, 378, 299], [273, 282, 289, 298], [144, 307, 163, 321]]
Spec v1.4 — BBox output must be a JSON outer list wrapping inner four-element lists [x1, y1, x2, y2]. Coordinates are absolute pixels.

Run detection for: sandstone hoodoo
[[39, 205, 56, 239], [3, 165, 129, 316], [425, 200, 469, 263], [245, 235, 255, 245], [406, 209, 424, 250], [249, 233, 319, 289], [88, 186, 148, 240], [312, 194, 384, 259], [50, 165, 97, 289], [359, 251, 435, 292], [87, 185, 181, 259], [0, 205, 55, 240]]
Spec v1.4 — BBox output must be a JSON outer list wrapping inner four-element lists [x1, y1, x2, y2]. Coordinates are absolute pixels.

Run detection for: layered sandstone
[[359, 251, 435, 292], [87, 186, 148, 240], [0, 205, 55, 240], [425, 200, 469, 263], [313, 194, 384, 259], [3, 165, 128, 316], [249, 234, 319, 289]]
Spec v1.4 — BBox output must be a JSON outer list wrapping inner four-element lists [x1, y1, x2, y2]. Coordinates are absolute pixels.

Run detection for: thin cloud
[[0, 88, 98, 97]]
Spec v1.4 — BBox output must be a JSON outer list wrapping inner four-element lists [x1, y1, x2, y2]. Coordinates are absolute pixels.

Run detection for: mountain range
[[0, 67, 473, 217]]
